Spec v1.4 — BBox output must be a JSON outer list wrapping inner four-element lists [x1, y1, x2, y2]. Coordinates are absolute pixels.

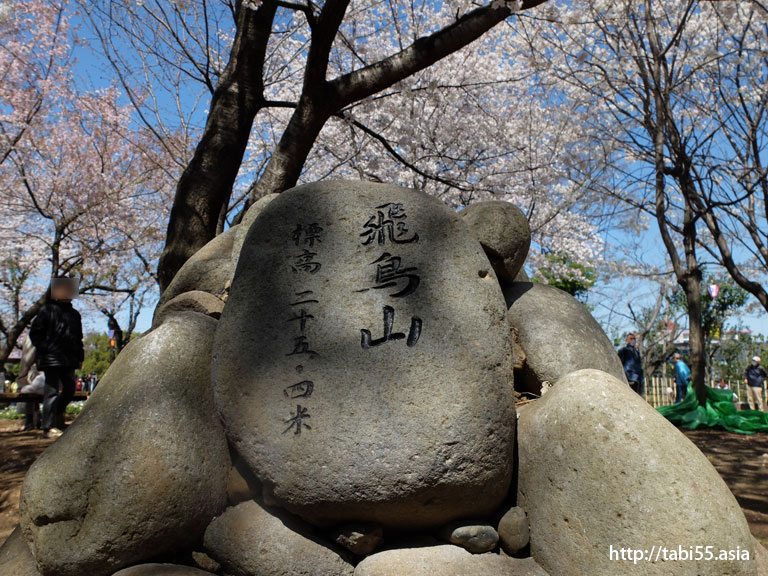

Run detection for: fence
[[644, 376, 752, 408]]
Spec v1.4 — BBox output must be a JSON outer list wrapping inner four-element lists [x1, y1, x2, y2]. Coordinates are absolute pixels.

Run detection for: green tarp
[[657, 385, 768, 435]]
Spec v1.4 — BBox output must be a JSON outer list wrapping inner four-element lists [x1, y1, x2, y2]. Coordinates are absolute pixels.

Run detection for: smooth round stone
[[203, 500, 353, 576], [154, 225, 238, 324], [439, 522, 499, 553], [497, 506, 529, 554], [504, 282, 626, 395], [20, 313, 229, 576], [517, 369, 756, 576], [354, 546, 549, 576], [461, 201, 531, 285], [153, 290, 224, 328], [112, 564, 215, 576], [0, 527, 40, 576], [213, 181, 515, 529]]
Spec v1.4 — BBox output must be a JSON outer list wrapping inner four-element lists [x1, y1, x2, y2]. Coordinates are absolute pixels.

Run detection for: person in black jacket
[[618, 332, 645, 395], [29, 277, 84, 438]]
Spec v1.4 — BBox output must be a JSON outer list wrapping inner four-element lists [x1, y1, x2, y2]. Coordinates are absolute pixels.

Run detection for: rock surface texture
[[112, 564, 215, 576], [354, 545, 549, 576], [331, 524, 384, 556], [438, 522, 499, 553], [213, 181, 515, 528], [461, 201, 530, 285], [504, 282, 626, 394], [20, 313, 229, 576], [0, 527, 41, 576], [231, 192, 280, 264], [203, 500, 353, 576], [153, 290, 225, 328], [497, 506, 529, 555], [754, 537, 768, 576], [154, 225, 237, 323], [517, 369, 756, 576]]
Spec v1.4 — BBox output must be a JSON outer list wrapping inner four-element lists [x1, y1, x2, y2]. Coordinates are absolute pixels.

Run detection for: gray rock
[[504, 282, 626, 395], [226, 461, 255, 507], [20, 313, 229, 576], [517, 369, 756, 576], [203, 500, 353, 576], [153, 291, 225, 328], [461, 201, 531, 285], [112, 564, 215, 576], [231, 193, 280, 263], [213, 181, 515, 529], [331, 524, 384, 556], [497, 506, 529, 555], [513, 267, 530, 283], [0, 526, 41, 576], [354, 546, 549, 576], [438, 522, 498, 553], [154, 225, 238, 323], [754, 537, 768, 576]]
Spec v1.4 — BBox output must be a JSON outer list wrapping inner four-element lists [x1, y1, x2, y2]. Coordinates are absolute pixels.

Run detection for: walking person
[[29, 277, 84, 438], [618, 333, 644, 395], [744, 356, 767, 412], [672, 353, 691, 404]]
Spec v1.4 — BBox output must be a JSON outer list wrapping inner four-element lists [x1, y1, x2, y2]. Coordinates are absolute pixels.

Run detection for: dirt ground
[[682, 428, 768, 544], [0, 417, 73, 544], [1, 418, 768, 547]]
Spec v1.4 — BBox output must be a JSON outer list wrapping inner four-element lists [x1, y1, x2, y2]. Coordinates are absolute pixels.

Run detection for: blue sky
[[63, 7, 767, 344]]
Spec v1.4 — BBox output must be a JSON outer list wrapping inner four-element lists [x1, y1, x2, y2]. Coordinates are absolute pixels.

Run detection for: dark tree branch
[[157, 0, 278, 292]]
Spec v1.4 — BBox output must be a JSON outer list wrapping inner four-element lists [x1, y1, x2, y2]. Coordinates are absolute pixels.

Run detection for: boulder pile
[[1, 181, 763, 576]]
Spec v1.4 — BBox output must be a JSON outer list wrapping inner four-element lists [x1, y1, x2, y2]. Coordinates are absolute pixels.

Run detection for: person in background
[[672, 353, 691, 404], [618, 333, 644, 395], [87, 372, 99, 393], [19, 367, 45, 431], [744, 356, 767, 412], [29, 277, 84, 438]]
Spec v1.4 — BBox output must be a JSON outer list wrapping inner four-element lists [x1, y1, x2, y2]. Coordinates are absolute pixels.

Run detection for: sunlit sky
[[65, 11, 767, 344]]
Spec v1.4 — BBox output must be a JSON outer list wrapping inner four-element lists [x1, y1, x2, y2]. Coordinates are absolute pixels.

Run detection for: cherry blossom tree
[[78, 0, 626, 292], [0, 0, 174, 364], [516, 0, 768, 403]]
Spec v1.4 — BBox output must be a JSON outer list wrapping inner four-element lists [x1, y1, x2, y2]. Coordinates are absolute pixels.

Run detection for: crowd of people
[[618, 332, 768, 412]]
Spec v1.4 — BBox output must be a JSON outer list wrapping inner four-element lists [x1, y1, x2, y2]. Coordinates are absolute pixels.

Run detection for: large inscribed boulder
[[213, 181, 515, 528]]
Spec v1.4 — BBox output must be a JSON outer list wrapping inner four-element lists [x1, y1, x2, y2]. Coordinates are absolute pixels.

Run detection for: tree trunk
[[247, 2, 548, 206], [157, 1, 277, 292], [0, 295, 47, 366], [250, 95, 336, 201], [682, 270, 706, 404]]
